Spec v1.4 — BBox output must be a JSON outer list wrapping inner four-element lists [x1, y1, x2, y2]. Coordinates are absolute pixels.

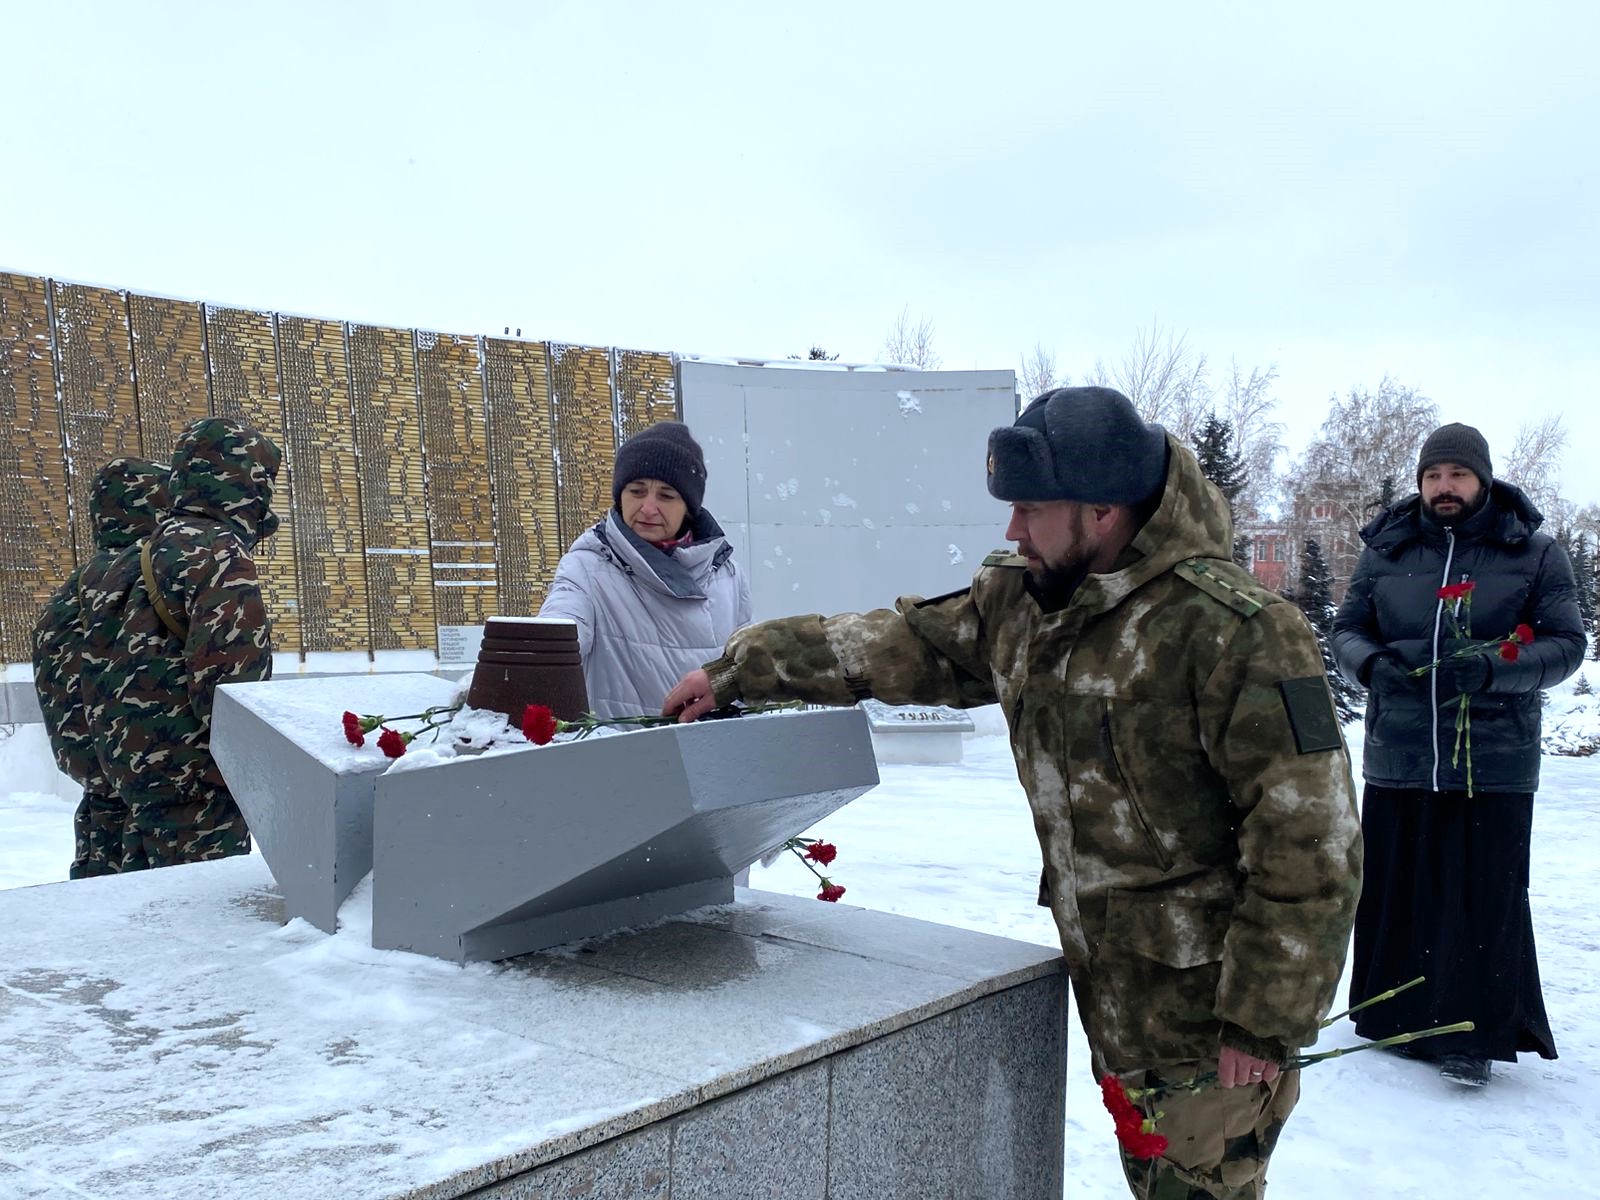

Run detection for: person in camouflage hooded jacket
[[82, 417, 282, 872], [664, 388, 1362, 1199], [31, 457, 171, 878]]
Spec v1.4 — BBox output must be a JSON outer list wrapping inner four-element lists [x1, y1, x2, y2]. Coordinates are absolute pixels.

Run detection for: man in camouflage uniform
[[31, 457, 171, 878], [82, 416, 282, 872], [665, 387, 1363, 1199]]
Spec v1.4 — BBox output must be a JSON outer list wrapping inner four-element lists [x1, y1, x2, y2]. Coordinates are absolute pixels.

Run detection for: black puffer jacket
[[1333, 482, 1584, 792]]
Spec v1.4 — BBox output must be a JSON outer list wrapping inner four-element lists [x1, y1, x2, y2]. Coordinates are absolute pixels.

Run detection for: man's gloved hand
[[1437, 650, 1492, 697], [1367, 654, 1424, 696]]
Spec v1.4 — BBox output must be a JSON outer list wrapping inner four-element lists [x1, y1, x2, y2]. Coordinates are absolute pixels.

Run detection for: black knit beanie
[[986, 386, 1168, 505], [612, 421, 707, 515], [1416, 423, 1493, 490]]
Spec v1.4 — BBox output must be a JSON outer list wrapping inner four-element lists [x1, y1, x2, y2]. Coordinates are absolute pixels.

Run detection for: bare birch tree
[[1218, 359, 1285, 521], [881, 306, 941, 370], [1500, 413, 1568, 516], [1018, 342, 1060, 403], [1085, 321, 1212, 444], [1572, 503, 1600, 543], [1287, 377, 1439, 588]]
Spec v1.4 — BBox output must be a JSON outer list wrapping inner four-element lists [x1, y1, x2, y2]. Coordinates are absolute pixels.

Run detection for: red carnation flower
[[817, 882, 847, 903], [1499, 641, 1520, 662], [1100, 1075, 1140, 1124], [342, 711, 365, 747], [1437, 581, 1476, 602], [376, 727, 408, 758], [1100, 1075, 1131, 1109], [522, 704, 559, 746], [1120, 1129, 1170, 1159], [1100, 1074, 1168, 1160], [804, 841, 838, 867], [1515, 623, 1535, 644]]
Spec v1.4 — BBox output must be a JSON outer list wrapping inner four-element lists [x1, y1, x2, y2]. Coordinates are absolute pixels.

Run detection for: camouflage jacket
[[31, 459, 170, 788], [705, 438, 1362, 1073], [85, 419, 281, 805]]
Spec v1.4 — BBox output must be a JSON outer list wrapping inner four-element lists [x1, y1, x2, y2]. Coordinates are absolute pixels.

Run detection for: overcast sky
[[6, 1, 1596, 504]]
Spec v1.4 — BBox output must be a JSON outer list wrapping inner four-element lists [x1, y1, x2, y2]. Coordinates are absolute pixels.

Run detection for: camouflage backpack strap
[[1172, 557, 1267, 618], [140, 537, 190, 642]]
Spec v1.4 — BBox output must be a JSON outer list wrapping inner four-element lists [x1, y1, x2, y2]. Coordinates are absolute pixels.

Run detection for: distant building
[[1295, 494, 1366, 603], [1237, 519, 1292, 594], [1241, 492, 1368, 602]]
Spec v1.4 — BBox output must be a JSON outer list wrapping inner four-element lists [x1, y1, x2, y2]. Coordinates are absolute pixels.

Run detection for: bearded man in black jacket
[[1333, 422, 1583, 1087]]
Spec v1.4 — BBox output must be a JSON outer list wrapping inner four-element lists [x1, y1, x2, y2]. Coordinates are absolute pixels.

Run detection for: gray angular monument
[[372, 707, 879, 962], [212, 673, 461, 933], [212, 675, 881, 963]]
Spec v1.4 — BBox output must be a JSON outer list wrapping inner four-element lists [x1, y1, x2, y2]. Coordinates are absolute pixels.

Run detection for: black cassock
[[1349, 784, 1557, 1062]]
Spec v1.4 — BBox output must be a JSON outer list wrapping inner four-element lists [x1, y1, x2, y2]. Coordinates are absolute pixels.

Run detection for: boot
[[1438, 1055, 1491, 1087]]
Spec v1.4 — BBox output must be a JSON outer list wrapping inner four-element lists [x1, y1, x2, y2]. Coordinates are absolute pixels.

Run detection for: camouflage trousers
[[120, 784, 252, 873], [1118, 1063, 1300, 1199], [70, 789, 127, 879]]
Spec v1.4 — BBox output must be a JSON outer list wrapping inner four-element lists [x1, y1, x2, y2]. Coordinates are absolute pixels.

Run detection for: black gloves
[[1436, 651, 1492, 697], [1367, 655, 1423, 696], [1368, 644, 1494, 699]]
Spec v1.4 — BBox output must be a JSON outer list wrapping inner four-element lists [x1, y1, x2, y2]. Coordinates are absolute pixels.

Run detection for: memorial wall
[[0, 270, 678, 664]]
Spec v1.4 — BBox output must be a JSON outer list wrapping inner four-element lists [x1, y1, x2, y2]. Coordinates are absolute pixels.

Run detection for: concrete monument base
[[0, 856, 1066, 1199]]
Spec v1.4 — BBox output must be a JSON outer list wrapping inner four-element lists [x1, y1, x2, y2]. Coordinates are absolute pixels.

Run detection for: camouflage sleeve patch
[[1278, 677, 1342, 753], [1174, 558, 1265, 618]]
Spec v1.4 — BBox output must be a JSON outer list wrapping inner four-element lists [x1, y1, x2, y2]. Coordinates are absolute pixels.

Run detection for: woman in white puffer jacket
[[538, 421, 751, 719]]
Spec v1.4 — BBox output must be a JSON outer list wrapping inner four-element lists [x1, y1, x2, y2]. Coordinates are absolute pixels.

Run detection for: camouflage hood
[[90, 457, 170, 550], [168, 417, 283, 548], [1071, 434, 1236, 617]]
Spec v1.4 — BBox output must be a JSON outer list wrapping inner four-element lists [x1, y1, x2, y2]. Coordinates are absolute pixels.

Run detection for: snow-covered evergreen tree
[[1192, 413, 1251, 567], [1193, 413, 1247, 505], [1572, 533, 1598, 659], [1555, 529, 1595, 659], [1297, 537, 1362, 722], [1571, 534, 1593, 622]]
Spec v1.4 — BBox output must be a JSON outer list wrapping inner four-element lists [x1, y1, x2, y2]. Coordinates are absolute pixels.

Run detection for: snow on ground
[[1541, 659, 1600, 757], [0, 722, 86, 891], [2, 685, 1598, 1198]]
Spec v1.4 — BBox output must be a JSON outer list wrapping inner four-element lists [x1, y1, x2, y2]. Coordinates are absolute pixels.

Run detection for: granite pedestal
[[0, 856, 1067, 1199]]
